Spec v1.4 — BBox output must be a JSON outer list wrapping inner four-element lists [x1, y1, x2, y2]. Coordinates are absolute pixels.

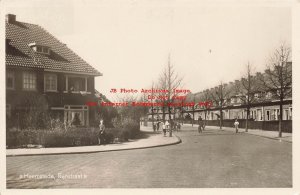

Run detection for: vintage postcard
[[1, 0, 300, 194]]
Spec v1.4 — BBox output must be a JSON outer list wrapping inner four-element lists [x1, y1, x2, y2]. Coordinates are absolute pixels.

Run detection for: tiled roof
[[6, 20, 102, 76]]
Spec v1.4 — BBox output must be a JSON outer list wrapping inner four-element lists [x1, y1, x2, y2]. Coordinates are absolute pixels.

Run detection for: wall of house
[[6, 67, 98, 127]]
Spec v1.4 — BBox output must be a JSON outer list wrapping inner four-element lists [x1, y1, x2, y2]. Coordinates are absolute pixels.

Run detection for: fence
[[203, 119, 292, 133]]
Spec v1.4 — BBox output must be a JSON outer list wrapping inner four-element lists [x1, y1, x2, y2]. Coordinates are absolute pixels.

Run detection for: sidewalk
[[182, 123, 292, 143], [6, 127, 181, 157]]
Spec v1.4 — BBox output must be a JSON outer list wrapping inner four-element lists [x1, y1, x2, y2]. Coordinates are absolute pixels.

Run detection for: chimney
[[6, 14, 16, 23]]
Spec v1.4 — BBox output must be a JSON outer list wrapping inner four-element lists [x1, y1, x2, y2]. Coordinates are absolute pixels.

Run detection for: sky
[[3, 0, 292, 101]]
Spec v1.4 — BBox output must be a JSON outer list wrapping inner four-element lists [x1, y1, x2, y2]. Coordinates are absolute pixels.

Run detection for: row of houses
[[147, 66, 292, 124]]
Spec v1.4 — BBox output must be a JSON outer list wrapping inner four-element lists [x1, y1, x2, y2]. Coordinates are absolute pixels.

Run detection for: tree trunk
[[162, 106, 166, 121], [168, 106, 172, 121], [279, 99, 283, 137], [151, 107, 154, 127], [220, 108, 223, 130], [245, 107, 249, 132], [192, 109, 194, 127], [181, 106, 184, 125]]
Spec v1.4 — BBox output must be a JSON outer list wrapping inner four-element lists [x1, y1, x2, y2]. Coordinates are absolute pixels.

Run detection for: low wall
[[204, 119, 292, 133]]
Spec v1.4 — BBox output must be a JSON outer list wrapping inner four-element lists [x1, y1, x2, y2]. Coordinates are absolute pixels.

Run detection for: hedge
[[6, 125, 141, 149]]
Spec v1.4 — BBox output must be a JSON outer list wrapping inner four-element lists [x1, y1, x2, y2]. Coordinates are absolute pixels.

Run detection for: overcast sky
[[4, 0, 292, 100]]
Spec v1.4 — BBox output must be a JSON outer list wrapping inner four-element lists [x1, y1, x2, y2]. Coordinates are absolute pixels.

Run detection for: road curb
[[245, 132, 292, 143], [6, 135, 182, 157], [203, 126, 292, 143]]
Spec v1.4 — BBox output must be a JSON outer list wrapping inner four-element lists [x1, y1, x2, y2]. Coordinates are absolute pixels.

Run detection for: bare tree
[[157, 54, 184, 122], [260, 44, 292, 137], [156, 76, 168, 121], [202, 89, 212, 124], [237, 62, 260, 132], [210, 81, 230, 129]]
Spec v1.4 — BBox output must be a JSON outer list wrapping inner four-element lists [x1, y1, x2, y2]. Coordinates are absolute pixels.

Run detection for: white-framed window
[[6, 71, 15, 89], [64, 105, 89, 126], [23, 72, 37, 90], [44, 73, 57, 92], [284, 109, 289, 120], [274, 109, 280, 120], [257, 109, 262, 121], [289, 107, 292, 120]]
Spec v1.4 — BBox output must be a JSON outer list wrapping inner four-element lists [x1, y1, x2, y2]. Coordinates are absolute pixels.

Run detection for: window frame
[[64, 75, 89, 93], [22, 71, 37, 91], [44, 73, 58, 92]]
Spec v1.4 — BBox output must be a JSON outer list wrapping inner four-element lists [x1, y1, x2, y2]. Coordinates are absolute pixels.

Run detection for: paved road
[[7, 128, 292, 188]]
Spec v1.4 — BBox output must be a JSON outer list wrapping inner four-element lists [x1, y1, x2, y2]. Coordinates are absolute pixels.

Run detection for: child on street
[[234, 119, 239, 133]]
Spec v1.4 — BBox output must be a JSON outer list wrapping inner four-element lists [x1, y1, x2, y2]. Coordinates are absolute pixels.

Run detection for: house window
[[266, 110, 270, 121], [23, 72, 37, 90], [257, 109, 262, 121], [6, 71, 15, 89], [289, 107, 292, 120], [231, 97, 236, 104], [43, 47, 49, 54], [284, 109, 289, 120], [64, 105, 89, 126], [36, 46, 42, 53], [29, 43, 51, 55], [66, 76, 87, 92], [44, 74, 57, 92], [274, 109, 279, 120]]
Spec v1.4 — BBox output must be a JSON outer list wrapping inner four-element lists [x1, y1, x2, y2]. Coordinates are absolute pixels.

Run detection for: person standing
[[162, 121, 167, 136], [234, 119, 239, 133], [98, 119, 106, 145], [198, 116, 203, 133]]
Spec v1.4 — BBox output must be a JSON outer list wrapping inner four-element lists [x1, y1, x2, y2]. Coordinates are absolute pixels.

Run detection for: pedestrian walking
[[157, 121, 160, 131], [162, 121, 167, 136], [234, 119, 239, 133], [177, 122, 181, 131], [153, 122, 157, 132], [198, 116, 203, 133], [98, 119, 106, 145]]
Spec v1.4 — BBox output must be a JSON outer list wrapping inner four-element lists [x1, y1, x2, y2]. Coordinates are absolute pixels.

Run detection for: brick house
[[6, 14, 102, 127]]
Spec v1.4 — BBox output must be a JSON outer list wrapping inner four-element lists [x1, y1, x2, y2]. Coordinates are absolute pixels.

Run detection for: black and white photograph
[[2, 0, 300, 193]]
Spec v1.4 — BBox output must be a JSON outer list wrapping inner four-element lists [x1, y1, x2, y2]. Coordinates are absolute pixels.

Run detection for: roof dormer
[[28, 42, 51, 55]]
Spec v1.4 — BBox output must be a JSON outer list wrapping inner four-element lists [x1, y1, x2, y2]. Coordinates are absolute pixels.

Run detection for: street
[[7, 127, 292, 188]]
